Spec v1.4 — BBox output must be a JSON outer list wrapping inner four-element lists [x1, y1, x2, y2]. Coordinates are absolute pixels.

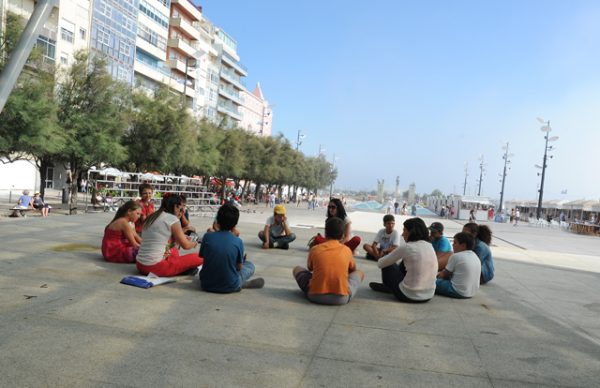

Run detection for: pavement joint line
[[492, 234, 528, 250], [457, 302, 495, 386], [296, 303, 343, 388], [310, 354, 489, 379]]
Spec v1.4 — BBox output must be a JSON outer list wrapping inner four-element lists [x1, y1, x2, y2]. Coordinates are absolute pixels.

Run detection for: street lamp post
[[462, 162, 468, 195], [498, 142, 513, 214], [536, 117, 559, 219], [477, 155, 485, 196], [329, 153, 338, 198], [182, 57, 196, 106], [295, 130, 305, 151]]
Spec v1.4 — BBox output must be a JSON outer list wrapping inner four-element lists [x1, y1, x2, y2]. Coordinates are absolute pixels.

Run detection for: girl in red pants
[[136, 193, 203, 277], [310, 198, 361, 252]]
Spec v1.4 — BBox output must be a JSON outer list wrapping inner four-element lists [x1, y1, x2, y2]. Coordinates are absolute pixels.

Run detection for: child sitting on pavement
[[135, 183, 155, 235], [429, 222, 453, 270], [200, 203, 264, 292], [258, 204, 297, 249], [363, 214, 400, 261], [293, 217, 364, 305], [435, 232, 481, 298], [102, 200, 142, 263]]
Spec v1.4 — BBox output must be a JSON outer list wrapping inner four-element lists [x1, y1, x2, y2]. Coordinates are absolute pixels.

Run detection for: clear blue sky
[[200, 0, 600, 201]]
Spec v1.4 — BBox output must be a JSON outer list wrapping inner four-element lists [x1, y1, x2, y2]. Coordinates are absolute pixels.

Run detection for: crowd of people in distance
[[100, 188, 495, 303]]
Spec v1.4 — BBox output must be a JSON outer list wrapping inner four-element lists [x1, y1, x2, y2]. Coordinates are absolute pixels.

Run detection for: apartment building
[[239, 83, 272, 137], [90, 0, 137, 85], [133, 0, 170, 93]]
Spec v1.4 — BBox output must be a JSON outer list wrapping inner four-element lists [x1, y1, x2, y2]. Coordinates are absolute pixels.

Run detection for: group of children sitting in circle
[[101, 184, 495, 304]]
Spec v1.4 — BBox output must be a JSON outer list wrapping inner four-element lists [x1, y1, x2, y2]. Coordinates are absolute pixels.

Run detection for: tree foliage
[[57, 50, 131, 213], [0, 12, 64, 197]]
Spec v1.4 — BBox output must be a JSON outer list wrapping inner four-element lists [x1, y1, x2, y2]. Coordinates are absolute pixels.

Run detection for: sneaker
[[369, 282, 392, 294], [242, 277, 265, 289], [276, 242, 289, 250]]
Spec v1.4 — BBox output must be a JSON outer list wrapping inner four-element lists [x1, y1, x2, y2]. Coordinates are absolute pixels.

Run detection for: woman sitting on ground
[[462, 223, 495, 284], [369, 217, 438, 303], [310, 198, 361, 252], [32, 192, 51, 217], [102, 200, 142, 263], [136, 193, 203, 277]]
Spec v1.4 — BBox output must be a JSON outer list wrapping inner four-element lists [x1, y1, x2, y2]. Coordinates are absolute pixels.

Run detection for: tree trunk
[[68, 160, 79, 215], [37, 157, 51, 199]]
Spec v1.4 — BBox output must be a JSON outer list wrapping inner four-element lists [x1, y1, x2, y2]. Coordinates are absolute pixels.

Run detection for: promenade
[[0, 205, 599, 387]]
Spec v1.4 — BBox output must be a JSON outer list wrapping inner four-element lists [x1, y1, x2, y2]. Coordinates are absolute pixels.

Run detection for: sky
[[199, 0, 600, 201]]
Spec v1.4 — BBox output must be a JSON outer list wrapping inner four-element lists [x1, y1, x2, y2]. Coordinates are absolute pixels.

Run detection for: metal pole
[[329, 153, 335, 198], [296, 129, 302, 151], [182, 57, 188, 105], [0, 0, 58, 113], [463, 163, 468, 195], [477, 156, 484, 196], [536, 121, 550, 219], [499, 143, 509, 213]]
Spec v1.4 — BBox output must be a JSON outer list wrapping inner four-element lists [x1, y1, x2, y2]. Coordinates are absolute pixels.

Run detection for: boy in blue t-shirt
[[429, 222, 453, 271], [200, 203, 264, 292]]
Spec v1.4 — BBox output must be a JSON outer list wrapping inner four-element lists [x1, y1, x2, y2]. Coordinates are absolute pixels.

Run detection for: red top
[[135, 200, 155, 234]]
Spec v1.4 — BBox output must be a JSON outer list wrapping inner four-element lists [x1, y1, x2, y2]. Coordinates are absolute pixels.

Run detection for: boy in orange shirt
[[293, 217, 364, 305]]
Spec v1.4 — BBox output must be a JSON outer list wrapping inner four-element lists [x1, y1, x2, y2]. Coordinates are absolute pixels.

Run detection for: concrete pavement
[[0, 205, 599, 387]]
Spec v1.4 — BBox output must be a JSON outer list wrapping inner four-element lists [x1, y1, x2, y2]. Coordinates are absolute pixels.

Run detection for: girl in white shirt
[[369, 217, 438, 303]]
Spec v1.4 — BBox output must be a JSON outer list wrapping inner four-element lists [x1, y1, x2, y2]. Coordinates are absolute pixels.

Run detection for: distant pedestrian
[[394, 201, 400, 215], [514, 208, 520, 226]]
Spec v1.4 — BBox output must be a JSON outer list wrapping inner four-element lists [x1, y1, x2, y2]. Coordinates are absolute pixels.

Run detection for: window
[[79, 28, 86, 40], [35, 35, 56, 64], [61, 28, 74, 43], [119, 41, 131, 57], [60, 52, 69, 65], [96, 26, 110, 46], [117, 66, 129, 82]]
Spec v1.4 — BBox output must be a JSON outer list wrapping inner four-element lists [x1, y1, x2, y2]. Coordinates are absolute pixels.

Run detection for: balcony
[[166, 58, 198, 79], [218, 85, 243, 105], [171, 0, 202, 22], [136, 37, 166, 61], [220, 69, 245, 90], [168, 37, 196, 57], [170, 17, 201, 41], [217, 101, 242, 122], [134, 61, 171, 85], [221, 51, 248, 76]]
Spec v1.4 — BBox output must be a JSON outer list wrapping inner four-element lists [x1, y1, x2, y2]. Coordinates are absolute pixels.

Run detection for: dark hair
[[327, 198, 347, 220], [453, 232, 475, 250], [180, 194, 187, 203], [463, 222, 492, 245], [403, 217, 430, 242], [325, 217, 345, 240], [110, 200, 140, 224], [138, 183, 153, 195], [383, 214, 395, 223], [477, 225, 492, 245], [144, 193, 183, 229], [216, 203, 239, 231], [463, 222, 478, 236]]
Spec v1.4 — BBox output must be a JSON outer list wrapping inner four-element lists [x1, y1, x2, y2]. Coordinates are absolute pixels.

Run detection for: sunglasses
[[328, 205, 337, 209]]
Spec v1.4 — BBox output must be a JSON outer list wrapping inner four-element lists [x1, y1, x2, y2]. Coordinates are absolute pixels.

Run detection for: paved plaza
[[0, 204, 599, 387]]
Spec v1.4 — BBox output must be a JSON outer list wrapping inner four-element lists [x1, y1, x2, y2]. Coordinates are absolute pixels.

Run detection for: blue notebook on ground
[[120, 273, 176, 289]]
